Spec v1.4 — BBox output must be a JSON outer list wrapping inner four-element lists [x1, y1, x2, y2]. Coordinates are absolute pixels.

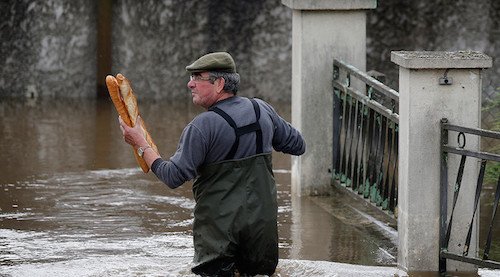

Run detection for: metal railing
[[440, 119, 500, 271], [331, 59, 400, 217]]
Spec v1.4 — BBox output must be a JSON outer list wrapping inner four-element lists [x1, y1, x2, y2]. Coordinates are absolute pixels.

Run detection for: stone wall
[[0, 0, 97, 98], [111, 0, 291, 100], [1, 0, 499, 101], [367, 0, 500, 101]]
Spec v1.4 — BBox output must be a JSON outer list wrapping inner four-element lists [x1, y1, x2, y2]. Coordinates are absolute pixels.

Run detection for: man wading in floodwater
[[119, 52, 305, 276]]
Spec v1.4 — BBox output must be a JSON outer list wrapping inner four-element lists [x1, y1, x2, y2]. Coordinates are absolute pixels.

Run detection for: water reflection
[[0, 97, 404, 276]]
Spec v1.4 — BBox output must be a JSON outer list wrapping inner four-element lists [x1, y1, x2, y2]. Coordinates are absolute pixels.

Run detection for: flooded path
[[0, 97, 494, 276], [0, 166, 397, 276]]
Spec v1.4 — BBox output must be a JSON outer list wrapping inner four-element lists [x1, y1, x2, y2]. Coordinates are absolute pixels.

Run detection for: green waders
[[191, 99, 278, 276], [191, 154, 278, 276]]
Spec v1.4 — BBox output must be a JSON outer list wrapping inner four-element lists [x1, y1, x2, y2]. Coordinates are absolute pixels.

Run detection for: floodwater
[[0, 97, 495, 276]]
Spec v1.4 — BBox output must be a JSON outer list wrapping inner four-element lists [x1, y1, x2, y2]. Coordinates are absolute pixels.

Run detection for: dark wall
[[0, 0, 97, 98], [1, 0, 498, 102], [367, 0, 500, 101], [111, 0, 291, 101]]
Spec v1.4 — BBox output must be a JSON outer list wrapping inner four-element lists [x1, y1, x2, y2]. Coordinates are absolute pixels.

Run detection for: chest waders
[[191, 99, 278, 276]]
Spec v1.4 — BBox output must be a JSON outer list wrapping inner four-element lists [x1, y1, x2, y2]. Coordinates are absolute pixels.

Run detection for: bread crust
[[106, 74, 158, 173]]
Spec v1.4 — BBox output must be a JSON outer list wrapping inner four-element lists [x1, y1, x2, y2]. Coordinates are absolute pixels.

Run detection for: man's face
[[187, 72, 220, 109]]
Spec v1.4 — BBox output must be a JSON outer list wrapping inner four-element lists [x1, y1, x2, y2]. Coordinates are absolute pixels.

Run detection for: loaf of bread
[[106, 73, 158, 173]]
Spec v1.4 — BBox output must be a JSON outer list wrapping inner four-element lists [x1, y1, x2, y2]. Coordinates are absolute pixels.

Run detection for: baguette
[[105, 74, 158, 173]]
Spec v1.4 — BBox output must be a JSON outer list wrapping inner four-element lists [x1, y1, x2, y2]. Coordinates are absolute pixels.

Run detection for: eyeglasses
[[190, 75, 216, 82]]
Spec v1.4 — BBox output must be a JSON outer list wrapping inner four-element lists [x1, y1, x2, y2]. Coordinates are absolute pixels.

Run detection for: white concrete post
[[391, 51, 492, 273], [282, 0, 377, 196]]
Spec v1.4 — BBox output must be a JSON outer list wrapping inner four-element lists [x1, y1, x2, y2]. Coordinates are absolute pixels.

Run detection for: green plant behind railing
[[482, 88, 500, 185]]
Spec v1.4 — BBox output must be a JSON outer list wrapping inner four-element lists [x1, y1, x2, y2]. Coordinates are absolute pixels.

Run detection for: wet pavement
[[0, 98, 497, 276]]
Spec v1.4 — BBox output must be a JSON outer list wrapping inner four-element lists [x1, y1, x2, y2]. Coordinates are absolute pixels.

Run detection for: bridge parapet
[[281, 0, 377, 196], [392, 50, 492, 274], [331, 58, 399, 218]]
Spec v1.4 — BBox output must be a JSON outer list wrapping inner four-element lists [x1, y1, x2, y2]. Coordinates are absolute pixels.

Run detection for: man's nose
[[187, 80, 195, 89]]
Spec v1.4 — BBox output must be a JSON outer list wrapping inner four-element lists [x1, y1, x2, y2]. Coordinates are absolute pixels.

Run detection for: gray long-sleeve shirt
[[151, 96, 305, 188]]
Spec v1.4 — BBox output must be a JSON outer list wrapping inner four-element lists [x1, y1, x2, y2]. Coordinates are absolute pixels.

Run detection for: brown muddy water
[[0, 97, 495, 276]]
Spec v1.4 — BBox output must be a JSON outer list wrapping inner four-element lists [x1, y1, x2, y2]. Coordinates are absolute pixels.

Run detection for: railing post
[[281, 0, 377, 196], [391, 51, 492, 274]]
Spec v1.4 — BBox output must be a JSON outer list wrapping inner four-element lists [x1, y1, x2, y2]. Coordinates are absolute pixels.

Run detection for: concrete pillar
[[391, 51, 492, 273], [282, 0, 377, 196]]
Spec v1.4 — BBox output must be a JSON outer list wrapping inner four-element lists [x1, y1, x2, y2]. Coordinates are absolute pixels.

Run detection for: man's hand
[[119, 115, 148, 148]]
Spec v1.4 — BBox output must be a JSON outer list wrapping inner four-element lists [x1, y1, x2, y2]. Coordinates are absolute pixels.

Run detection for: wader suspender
[[209, 99, 263, 160]]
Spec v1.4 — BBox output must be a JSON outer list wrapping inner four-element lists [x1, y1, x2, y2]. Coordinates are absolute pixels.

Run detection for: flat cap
[[186, 52, 236, 73]]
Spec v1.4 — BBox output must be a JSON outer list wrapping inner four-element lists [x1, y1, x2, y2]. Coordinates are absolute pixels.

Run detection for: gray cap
[[186, 52, 236, 73]]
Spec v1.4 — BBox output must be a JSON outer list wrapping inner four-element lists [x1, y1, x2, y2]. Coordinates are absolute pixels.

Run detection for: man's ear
[[216, 77, 225, 93]]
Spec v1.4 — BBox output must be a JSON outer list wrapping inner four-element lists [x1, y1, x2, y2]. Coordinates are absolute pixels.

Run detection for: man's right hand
[[119, 115, 148, 149]]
